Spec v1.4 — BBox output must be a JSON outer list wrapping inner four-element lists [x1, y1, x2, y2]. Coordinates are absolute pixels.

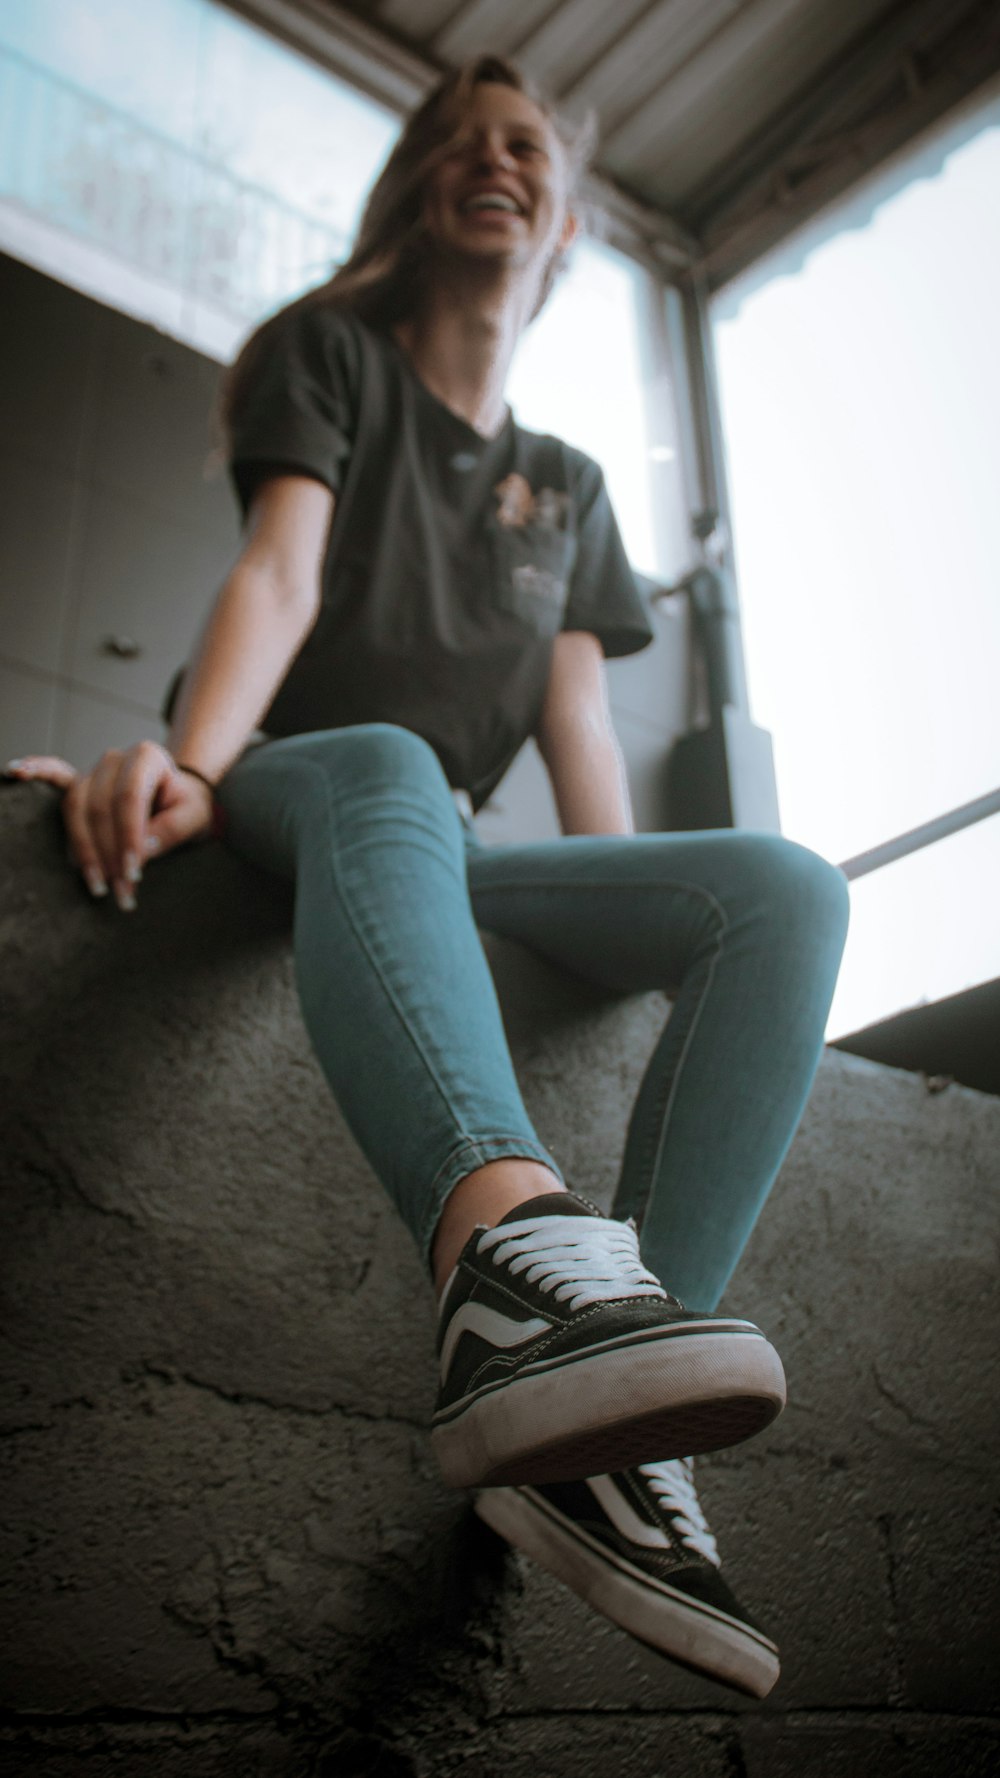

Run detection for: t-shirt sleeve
[[227, 305, 356, 518], [563, 457, 655, 657]]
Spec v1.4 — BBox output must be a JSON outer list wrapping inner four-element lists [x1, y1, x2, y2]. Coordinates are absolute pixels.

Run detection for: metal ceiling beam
[[377, 0, 467, 40], [511, 0, 655, 95], [219, 0, 434, 108], [585, 178, 699, 270], [686, 0, 950, 219], [690, 0, 982, 216], [691, 0, 1000, 285], [564, 0, 748, 136], [638, 0, 887, 197], [435, 0, 557, 63]]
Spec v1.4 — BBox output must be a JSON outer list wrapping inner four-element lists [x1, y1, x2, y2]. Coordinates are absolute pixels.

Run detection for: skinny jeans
[[216, 723, 849, 1312]]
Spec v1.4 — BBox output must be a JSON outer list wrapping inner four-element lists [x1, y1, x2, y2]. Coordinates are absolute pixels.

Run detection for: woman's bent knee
[[744, 833, 850, 939], [217, 724, 455, 861], [299, 722, 441, 774], [254, 723, 451, 803]]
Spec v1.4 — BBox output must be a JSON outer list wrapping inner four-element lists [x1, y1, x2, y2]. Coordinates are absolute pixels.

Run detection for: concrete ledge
[[2, 784, 998, 1776]]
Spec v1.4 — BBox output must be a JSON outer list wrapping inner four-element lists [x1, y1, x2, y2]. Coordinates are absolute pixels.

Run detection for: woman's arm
[[7, 474, 335, 909], [535, 630, 633, 836], [167, 475, 334, 779]]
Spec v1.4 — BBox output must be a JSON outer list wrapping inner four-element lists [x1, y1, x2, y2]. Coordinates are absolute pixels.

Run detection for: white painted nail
[[85, 867, 109, 899], [145, 834, 161, 854], [115, 882, 137, 913], [124, 850, 142, 884], [4, 759, 25, 772]]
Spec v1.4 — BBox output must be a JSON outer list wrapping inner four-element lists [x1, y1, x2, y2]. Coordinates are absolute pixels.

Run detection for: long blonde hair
[[218, 54, 595, 442]]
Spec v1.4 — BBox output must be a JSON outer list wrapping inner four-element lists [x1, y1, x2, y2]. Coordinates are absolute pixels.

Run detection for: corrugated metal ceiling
[[314, 0, 1000, 284]]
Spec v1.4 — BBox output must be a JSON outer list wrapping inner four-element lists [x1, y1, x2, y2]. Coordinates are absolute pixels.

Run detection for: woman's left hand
[[5, 747, 215, 910]]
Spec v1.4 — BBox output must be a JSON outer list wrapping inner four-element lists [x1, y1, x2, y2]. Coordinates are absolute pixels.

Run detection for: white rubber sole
[[432, 1330, 786, 1489], [475, 1484, 780, 1699]]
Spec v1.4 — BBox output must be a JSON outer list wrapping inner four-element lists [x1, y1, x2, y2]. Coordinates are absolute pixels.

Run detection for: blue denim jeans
[[216, 724, 849, 1311]]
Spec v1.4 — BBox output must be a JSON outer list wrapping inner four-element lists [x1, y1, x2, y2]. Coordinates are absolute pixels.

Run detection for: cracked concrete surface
[[2, 785, 999, 1776]]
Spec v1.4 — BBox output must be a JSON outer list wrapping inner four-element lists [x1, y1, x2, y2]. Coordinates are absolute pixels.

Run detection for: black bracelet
[[174, 761, 217, 793]]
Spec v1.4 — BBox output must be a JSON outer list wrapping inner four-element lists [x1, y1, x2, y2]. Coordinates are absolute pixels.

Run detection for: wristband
[[173, 759, 227, 840], [174, 761, 216, 792]]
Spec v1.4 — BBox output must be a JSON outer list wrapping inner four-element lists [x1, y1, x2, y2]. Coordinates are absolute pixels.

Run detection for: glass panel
[[508, 238, 661, 576], [0, 2, 663, 568], [0, 0, 399, 353], [829, 815, 1000, 1040], [713, 103, 1000, 870], [196, 7, 396, 243], [0, 0, 202, 145]]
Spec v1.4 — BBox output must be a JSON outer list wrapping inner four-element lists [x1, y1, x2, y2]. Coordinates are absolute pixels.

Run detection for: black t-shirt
[[224, 302, 653, 809]]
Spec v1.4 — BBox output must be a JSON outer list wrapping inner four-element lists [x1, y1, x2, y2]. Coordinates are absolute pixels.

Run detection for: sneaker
[[475, 1458, 780, 1698], [431, 1192, 785, 1490]]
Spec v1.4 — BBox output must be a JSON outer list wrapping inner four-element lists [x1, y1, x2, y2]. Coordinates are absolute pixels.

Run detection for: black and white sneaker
[[476, 1458, 780, 1698], [431, 1192, 785, 1489]]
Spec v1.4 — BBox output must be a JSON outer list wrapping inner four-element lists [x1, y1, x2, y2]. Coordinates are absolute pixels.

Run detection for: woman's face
[[421, 82, 577, 278]]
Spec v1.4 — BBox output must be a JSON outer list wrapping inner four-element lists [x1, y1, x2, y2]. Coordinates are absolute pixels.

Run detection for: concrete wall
[[0, 252, 238, 770], [2, 783, 998, 1776]]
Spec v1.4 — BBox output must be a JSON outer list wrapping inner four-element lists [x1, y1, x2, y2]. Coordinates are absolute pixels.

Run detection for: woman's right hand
[[4, 740, 216, 910]]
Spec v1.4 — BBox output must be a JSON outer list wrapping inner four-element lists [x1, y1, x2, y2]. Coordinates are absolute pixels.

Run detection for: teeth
[[463, 194, 520, 214]]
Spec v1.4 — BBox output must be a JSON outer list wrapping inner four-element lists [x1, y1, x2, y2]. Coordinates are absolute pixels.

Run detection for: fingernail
[[114, 882, 137, 913], [124, 850, 142, 884], [4, 759, 25, 773], [145, 834, 161, 854], [85, 867, 109, 898]]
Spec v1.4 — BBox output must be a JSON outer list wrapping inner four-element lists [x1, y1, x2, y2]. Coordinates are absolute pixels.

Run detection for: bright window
[[0, 0, 399, 355], [0, 0, 665, 571], [509, 238, 663, 576], [713, 93, 1000, 1036]]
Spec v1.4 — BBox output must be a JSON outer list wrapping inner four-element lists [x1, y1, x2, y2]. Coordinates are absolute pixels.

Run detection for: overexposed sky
[[509, 240, 660, 578], [0, 0, 399, 231], [714, 111, 1000, 1035]]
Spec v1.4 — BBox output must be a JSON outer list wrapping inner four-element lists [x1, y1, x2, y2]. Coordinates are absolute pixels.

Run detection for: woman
[[6, 55, 849, 1698]]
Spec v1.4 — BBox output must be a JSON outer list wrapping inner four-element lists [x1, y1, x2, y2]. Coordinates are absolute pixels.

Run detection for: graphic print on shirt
[[492, 474, 574, 635]]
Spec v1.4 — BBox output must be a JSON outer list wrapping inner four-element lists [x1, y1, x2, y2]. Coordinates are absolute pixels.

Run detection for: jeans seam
[[631, 922, 725, 1231], [307, 756, 486, 1148], [470, 873, 731, 1233]]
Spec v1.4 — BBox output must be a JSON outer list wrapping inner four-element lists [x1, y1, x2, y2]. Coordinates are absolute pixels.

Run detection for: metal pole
[[838, 787, 1000, 880], [663, 270, 781, 832]]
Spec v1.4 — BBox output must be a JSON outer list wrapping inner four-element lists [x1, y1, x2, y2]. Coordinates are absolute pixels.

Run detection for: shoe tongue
[[495, 1190, 601, 1226]]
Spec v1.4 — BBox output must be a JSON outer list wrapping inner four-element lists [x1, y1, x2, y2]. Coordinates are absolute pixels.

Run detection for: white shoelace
[[638, 1457, 721, 1567], [476, 1213, 669, 1313]]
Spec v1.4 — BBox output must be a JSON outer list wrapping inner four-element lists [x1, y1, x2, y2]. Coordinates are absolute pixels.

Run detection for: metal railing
[[837, 786, 1000, 881], [0, 43, 348, 320], [654, 566, 999, 877]]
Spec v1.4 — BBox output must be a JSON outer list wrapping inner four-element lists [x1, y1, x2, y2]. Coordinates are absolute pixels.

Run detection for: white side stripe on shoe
[[440, 1304, 550, 1378], [587, 1474, 674, 1551]]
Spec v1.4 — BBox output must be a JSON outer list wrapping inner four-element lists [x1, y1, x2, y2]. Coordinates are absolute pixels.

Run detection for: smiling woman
[[416, 80, 579, 300], [5, 48, 849, 1703], [219, 54, 594, 428]]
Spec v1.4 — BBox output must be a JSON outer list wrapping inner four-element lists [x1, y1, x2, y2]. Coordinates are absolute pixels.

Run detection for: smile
[[460, 193, 525, 216]]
